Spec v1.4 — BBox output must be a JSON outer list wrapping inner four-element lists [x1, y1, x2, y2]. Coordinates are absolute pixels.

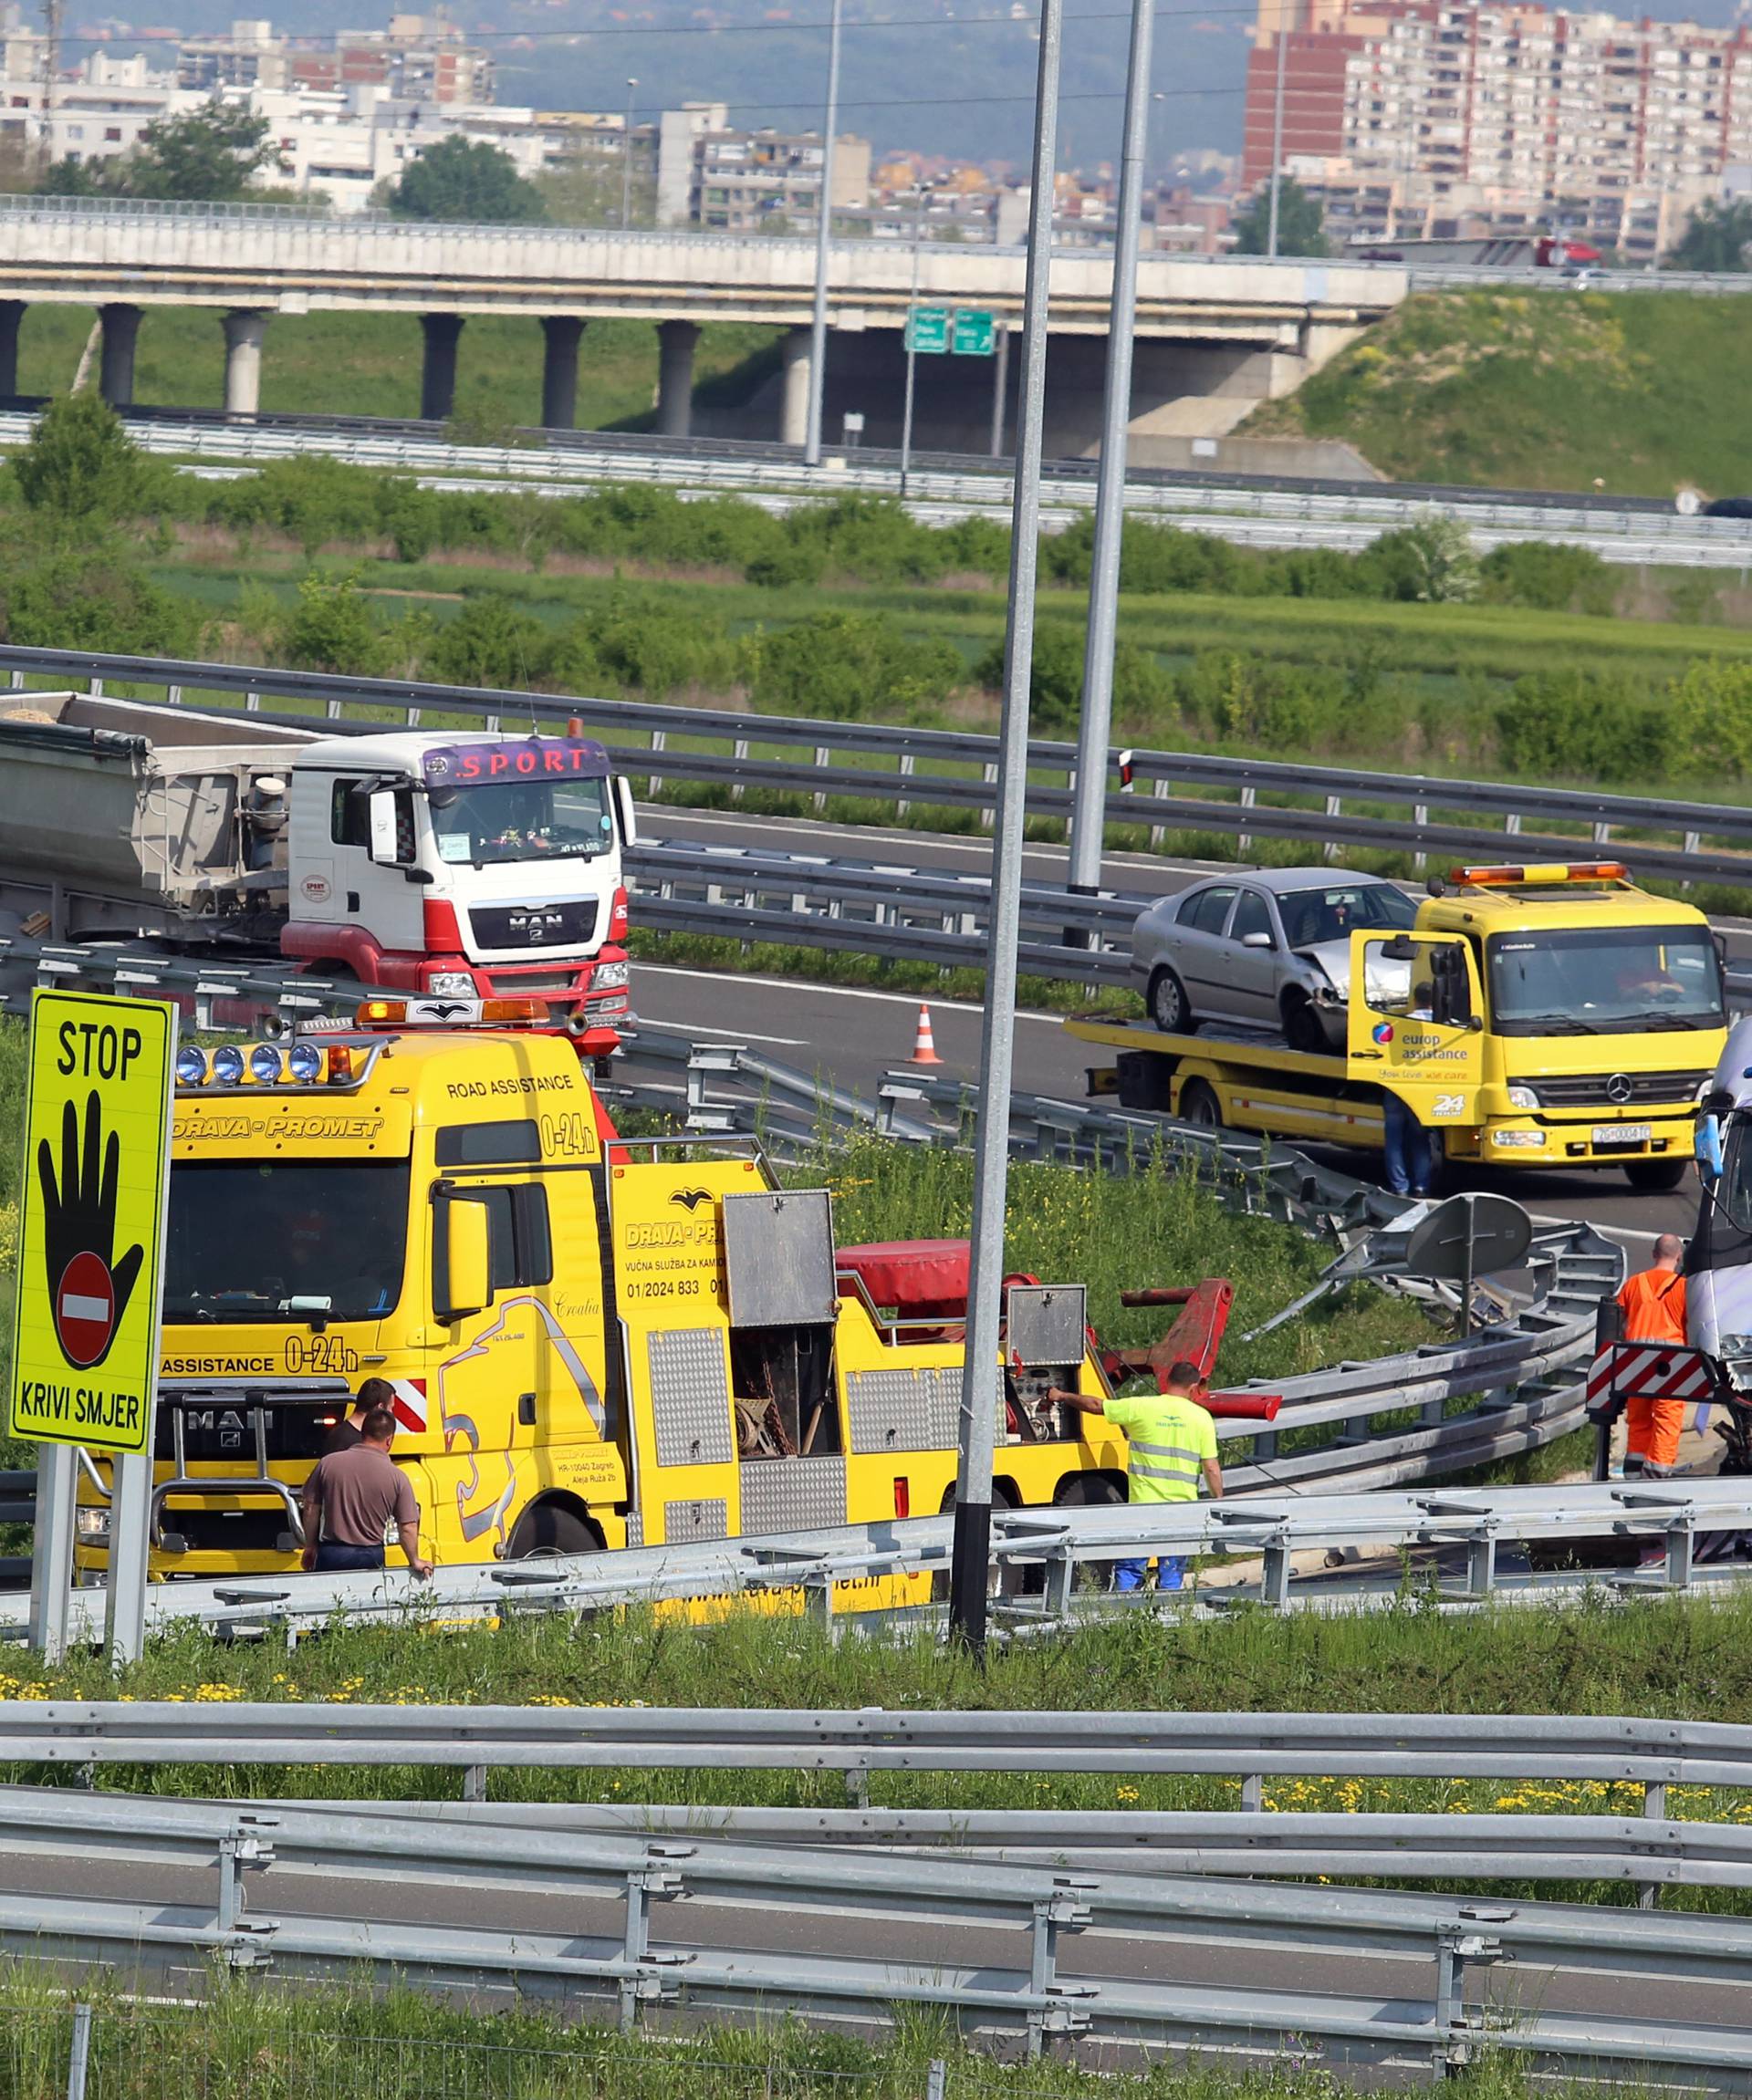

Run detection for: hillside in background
[[1242, 289, 1752, 501]]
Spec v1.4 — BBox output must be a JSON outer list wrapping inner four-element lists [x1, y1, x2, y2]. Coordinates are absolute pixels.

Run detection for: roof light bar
[[1447, 860, 1630, 888]]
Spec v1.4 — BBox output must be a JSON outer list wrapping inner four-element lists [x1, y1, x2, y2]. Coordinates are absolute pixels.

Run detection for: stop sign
[[55, 1250, 116, 1369]]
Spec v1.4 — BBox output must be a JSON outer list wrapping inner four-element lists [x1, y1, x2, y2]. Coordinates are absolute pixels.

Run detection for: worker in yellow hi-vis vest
[[1056, 1357, 1223, 1593]]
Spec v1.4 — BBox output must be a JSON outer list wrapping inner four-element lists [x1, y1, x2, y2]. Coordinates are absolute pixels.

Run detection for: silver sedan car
[[1131, 869, 1419, 1051]]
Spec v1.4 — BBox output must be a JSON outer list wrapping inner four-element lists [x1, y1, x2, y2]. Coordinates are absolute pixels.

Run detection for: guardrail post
[[1241, 1773, 1263, 1812], [620, 1861, 686, 2032], [1641, 1782, 1666, 1910], [1026, 1890, 1091, 2061], [1593, 821, 1612, 846], [165, 682, 182, 708], [8, 667, 23, 689], [732, 738, 749, 804], [647, 728, 667, 799], [1261, 1535, 1290, 1609], [1465, 1526, 1497, 1600], [1662, 1513, 1695, 1591], [897, 750, 914, 819], [1041, 1543, 1076, 1623], [1323, 795, 1342, 864], [844, 1760, 870, 1809], [813, 746, 830, 816], [65, 2003, 92, 2100], [980, 760, 998, 831], [1149, 775, 1170, 850], [1504, 812, 1521, 836], [245, 690, 260, 712], [89, 677, 104, 699], [1237, 785, 1256, 857], [463, 1763, 487, 1803], [805, 1573, 839, 1643], [925, 2063, 948, 2100]]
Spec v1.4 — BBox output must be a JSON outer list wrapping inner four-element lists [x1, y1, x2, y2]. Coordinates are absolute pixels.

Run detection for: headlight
[[592, 961, 631, 991], [287, 1041, 324, 1084], [1506, 1086, 1539, 1111], [1491, 1129, 1548, 1148], [248, 1044, 284, 1085], [210, 1045, 245, 1086], [76, 1507, 110, 1540], [424, 971, 476, 997], [175, 1046, 209, 1086]]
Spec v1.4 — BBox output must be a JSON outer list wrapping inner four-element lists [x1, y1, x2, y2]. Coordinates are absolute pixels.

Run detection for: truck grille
[[470, 900, 597, 952], [1529, 1069, 1709, 1109]]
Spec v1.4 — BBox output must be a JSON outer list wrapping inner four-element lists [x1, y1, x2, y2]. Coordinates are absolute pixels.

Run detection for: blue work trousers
[[314, 1542, 387, 1574], [1116, 1554, 1187, 1592], [1382, 1091, 1433, 1198]]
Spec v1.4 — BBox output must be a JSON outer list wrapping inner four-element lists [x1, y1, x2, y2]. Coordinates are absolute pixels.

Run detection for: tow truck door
[[1346, 930, 1485, 1128]]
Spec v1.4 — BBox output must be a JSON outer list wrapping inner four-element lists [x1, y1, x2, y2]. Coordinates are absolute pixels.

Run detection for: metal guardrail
[[7, 643, 1752, 886], [0, 1786, 1746, 2080], [1, 1470, 1721, 1649]]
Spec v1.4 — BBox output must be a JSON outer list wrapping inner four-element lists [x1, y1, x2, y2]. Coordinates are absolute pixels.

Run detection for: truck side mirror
[[1699, 1113, 1725, 1183], [439, 1199, 491, 1322], [613, 775, 639, 848], [368, 789, 402, 867]]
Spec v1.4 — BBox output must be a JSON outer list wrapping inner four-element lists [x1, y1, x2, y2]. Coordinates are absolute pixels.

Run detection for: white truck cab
[[278, 730, 637, 1037]]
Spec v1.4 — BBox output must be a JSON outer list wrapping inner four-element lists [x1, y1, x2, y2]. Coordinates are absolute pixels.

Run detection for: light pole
[[1066, 0, 1156, 913], [803, 0, 844, 467], [899, 182, 930, 496], [1267, 5, 1289, 258], [622, 78, 639, 229], [946, 0, 1064, 1656]]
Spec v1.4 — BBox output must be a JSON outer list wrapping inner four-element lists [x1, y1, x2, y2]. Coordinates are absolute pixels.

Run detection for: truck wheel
[[1178, 1079, 1224, 1129], [1281, 993, 1327, 1055], [1626, 1159, 1687, 1193], [1056, 1474, 1126, 1592], [930, 1484, 1035, 1599], [506, 1502, 599, 1560], [1149, 967, 1194, 1034]]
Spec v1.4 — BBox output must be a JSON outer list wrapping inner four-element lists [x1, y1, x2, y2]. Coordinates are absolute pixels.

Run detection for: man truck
[[1071, 862, 1727, 1191], [0, 690, 637, 1048]]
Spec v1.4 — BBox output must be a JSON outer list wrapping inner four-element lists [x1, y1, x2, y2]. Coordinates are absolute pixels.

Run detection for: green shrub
[[1479, 541, 1616, 615], [751, 609, 963, 720], [1357, 517, 1480, 603], [1670, 656, 1752, 779], [1178, 650, 1339, 750], [1493, 670, 1667, 783], [276, 568, 387, 675], [425, 590, 550, 688], [211, 454, 385, 556], [0, 549, 198, 654]]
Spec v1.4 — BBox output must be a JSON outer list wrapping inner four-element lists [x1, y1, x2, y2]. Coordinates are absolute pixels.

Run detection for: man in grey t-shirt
[[300, 1407, 433, 1578]]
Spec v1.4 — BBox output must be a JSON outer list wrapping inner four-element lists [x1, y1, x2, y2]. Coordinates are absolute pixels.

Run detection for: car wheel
[[1149, 967, 1194, 1034], [1281, 993, 1327, 1054], [1626, 1159, 1687, 1193], [1178, 1079, 1224, 1129]]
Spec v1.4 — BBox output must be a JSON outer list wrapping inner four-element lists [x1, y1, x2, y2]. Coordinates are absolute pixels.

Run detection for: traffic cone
[[910, 1003, 943, 1066]]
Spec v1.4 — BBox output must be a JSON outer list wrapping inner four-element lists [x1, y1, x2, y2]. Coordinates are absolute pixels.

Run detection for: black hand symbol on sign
[[37, 1089, 143, 1371]]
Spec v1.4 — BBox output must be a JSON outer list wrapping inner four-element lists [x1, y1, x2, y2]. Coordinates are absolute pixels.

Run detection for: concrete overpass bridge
[[0, 193, 1406, 459]]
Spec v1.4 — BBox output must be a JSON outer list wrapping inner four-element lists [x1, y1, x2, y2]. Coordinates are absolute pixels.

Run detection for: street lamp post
[[1267, 10, 1289, 258], [622, 78, 639, 229], [803, 0, 844, 467], [1066, 0, 1156, 914], [899, 182, 929, 497], [946, 0, 1064, 1656]]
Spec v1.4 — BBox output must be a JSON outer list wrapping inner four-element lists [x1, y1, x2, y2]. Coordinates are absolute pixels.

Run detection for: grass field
[[9, 306, 781, 431], [1246, 289, 1752, 499]]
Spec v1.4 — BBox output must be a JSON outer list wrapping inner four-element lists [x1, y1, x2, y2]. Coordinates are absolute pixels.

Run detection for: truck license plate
[[1593, 1124, 1652, 1148]]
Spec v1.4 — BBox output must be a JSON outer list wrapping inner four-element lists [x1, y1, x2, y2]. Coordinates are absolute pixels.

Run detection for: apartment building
[[1245, 0, 1752, 257], [657, 102, 871, 232]]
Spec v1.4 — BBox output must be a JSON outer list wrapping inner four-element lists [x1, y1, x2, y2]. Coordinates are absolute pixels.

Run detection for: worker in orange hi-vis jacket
[[1617, 1232, 1689, 1477]]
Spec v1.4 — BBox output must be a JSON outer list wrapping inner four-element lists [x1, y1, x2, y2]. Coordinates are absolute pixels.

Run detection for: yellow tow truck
[[75, 999, 1132, 1585], [1069, 862, 1727, 1191]]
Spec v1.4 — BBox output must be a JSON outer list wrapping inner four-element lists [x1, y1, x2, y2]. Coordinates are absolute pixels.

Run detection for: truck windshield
[[431, 777, 614, 867], [1487, 926, 1725, 1036], [162, 1161, 412, 1323]]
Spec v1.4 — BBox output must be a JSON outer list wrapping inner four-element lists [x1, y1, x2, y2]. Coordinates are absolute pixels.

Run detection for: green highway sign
[[951, 308, 996, 357], [905, 306, 949, 354]]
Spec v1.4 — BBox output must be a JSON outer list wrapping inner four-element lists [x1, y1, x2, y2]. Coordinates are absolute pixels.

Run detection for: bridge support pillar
[[222, 309, 268, 420], [540, 314, 585, 430], [99, 302, 141, 409], [0, 299, 24, 398], [420, 312, 465, 423], [656, 319, 699, 438], [780, 327, 811, 448]]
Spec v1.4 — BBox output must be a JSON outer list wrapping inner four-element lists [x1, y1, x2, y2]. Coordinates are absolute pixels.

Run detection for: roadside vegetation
[[1245, 287, 1752, 500], [0, 1975, 1637, 2100]]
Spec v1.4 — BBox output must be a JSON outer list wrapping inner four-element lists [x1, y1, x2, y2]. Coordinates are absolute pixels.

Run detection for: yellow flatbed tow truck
[[1068, 862, 1727, 1192]]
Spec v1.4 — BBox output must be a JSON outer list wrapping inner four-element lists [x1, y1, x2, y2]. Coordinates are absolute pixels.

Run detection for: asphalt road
[[633, 806, 1709, 1252]]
